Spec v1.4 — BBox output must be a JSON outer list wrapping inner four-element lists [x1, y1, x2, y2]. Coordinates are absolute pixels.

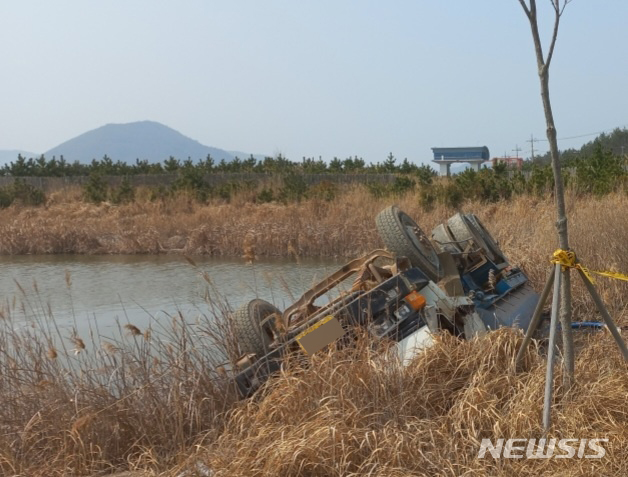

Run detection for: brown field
[[0, 189, 626, 476]]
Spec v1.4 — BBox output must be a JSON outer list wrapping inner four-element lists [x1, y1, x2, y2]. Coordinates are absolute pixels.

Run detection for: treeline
[[73, 143, 627, 208], [0, 142, 624, 210], [528, 127, 628, 167], [4, 127, 625, 179], [0, 152, 437, 179], [424, 142, 626, 209]]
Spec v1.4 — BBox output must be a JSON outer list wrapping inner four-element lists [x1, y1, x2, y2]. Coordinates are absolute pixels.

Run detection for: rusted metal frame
[[367, 263, 384, 283], [282, 250, 396, 326], [283, 265, 422, 346]]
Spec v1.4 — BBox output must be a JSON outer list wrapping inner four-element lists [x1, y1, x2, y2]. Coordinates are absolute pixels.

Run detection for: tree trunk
[[518, 0, 575, 388], [539, 72, 574, 388]]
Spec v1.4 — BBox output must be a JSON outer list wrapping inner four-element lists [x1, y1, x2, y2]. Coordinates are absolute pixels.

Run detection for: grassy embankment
[[0, 188, 626, 475], [0, 184, 625, 263]]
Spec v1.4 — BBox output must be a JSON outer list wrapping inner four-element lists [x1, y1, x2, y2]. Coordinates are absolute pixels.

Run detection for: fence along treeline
[[0, 140, 624, 209]]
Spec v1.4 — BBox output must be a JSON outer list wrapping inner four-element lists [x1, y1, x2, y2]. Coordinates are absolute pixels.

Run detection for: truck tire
[[431, 223, 461, 255], [376, 205, 442, 281], [447, 213, 504, 263], [232, 299, 280, 356], [465, 214, 505, 263]]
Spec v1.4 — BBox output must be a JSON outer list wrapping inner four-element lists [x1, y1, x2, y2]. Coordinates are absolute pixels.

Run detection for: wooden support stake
[[577, 268, 628, 361], [543, 263, 563, 432], [515, 267, 556, 370]]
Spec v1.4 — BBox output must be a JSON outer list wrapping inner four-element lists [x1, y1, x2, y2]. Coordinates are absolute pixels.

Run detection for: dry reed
[[0, 290, 241, 477], [0, 190, 625, 476], [0, 185, 625, 263], [199, 329, 627, 476]]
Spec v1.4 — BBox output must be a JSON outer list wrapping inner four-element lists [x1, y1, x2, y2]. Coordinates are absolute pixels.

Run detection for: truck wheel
[[376, 205, 442, 281], [232, 299, 280, 356], [431, 223, 461, 255], [465, 214, 505, 263], [447, 213, 504, 263]]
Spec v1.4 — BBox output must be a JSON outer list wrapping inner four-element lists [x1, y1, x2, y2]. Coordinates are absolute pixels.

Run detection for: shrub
[[307, 181, 337, 201], [366, 182, 388, 199], [0, 179, 46, 208], [574, 143, 626, 195], [453, 169, 512, 203], [442, 182, 464, 209], [256, 188, 275, 203], [83, 173, 109, 203], [0, 188, 12, 208], [279, 173, 308, 203], [215, 182, 242, 202], [10, 179, 46, 206], [171, 168, 211, 202], [529, 165, 554, 196], [367, 176, 415, 199], [391, 176, 415, 195], [511, 171, 528, 195], [149, 185, 169, 202], [419, 186, 437, 212], [110, 177, 136, 205], [415, 164, 437, 185]]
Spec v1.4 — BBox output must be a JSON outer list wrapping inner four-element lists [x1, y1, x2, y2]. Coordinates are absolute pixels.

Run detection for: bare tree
[[517, 0, 574, 387]]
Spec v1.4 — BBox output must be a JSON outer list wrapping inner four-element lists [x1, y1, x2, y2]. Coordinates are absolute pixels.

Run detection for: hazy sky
[[1, 1, 626, 164]]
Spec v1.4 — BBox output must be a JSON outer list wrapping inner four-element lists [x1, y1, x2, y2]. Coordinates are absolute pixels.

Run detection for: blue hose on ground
[[569, 321, 604, 330], [554, 321, 605, 331]]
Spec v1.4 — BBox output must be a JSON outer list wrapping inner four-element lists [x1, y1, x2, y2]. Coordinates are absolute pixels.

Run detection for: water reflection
[[0, 255, 341, 336]]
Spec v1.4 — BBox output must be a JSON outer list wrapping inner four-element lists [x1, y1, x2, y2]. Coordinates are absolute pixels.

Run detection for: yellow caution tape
[[550, 249, 592, 282], [551, 249, 628, 284], [589, 270, 628, 282]]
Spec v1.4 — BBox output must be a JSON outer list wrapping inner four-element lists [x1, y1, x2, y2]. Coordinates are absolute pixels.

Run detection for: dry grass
[[200, 329, 627, 476], [0, 185, 626, 261], [0, 290, 242, 477], [0, 190, 626, 476]]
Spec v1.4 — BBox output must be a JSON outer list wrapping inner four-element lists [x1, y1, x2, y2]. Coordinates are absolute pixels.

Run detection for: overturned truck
[[231, 206, 540, 397]]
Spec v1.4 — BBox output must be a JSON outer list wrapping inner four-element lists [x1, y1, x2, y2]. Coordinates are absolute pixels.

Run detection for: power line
[[535, 125, 628, 142], [537, 131, 603, 142], [521, 125, 628, 160]]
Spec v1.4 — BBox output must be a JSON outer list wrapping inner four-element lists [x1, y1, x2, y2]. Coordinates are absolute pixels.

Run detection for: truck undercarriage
[[230, 206, 541, 397]]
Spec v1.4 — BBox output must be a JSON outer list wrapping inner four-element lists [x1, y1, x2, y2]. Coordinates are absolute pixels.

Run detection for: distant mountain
[[44, 121, 235, 163], [0, 150, 39, 164]]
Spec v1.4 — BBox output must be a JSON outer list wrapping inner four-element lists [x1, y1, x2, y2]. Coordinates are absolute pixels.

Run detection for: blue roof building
[[431, 146, 490, 176]]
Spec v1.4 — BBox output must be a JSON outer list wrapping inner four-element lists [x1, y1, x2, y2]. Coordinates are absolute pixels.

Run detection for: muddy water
[[0, 255, 342, 338]]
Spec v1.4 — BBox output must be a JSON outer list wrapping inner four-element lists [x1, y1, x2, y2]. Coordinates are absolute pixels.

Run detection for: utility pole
[[526, 134, 541, 161], [512, 144, 522, 158]]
